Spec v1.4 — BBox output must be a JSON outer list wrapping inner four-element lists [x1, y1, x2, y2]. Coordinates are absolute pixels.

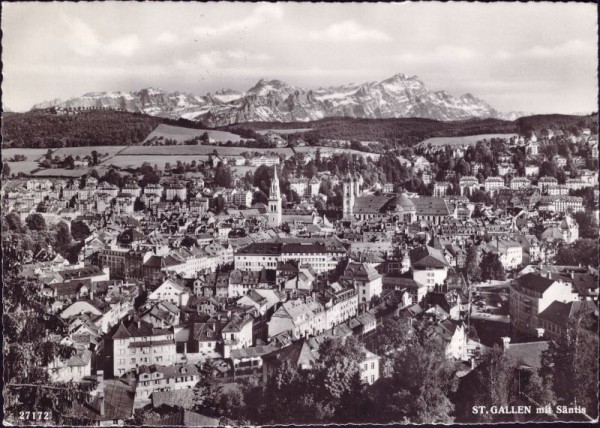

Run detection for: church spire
[[268, 166, 282, 227]]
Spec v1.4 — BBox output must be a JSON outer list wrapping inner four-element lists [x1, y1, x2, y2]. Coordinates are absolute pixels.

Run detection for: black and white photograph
[[1, 1, 599, 425]]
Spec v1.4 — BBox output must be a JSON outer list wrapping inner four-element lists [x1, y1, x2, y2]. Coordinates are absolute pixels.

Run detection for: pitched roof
[[538, 300, 597, 327], [353, 194, 398, 214], [411, 197, 450, 216], [409, 245, 448, 269], [137, 363, 200, 379], [382, 276, 423, 290], [72, 380, 135, 422], [516, 273, 556, 293], [343, 261, 382, 281], [263, 338, 316, 367], [158, 408, 219, 426], [112, 319, 171, 340], [230, 344, 279, 360]]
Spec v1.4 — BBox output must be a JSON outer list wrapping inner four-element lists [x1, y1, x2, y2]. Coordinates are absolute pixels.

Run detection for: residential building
[[360, 350, 381, 385], [112, 320, 176, 376], [409, 246, 449, 289], [134, 364, 200, 407], [509, 272, 580, 337], [148, 278, 192, 307]]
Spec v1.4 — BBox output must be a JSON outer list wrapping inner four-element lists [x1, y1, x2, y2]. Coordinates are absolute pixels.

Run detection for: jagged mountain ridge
[[31, 73, 525, 126]]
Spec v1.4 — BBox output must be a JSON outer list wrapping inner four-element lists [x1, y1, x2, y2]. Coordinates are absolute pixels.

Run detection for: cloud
[[182, 50, 272, 69], [61, 14, 101, 57], [193, 4, 283, 37], [155, 31, 179, 45], [494, 39, 595, 61], [525, 39, 595, 58], [107, 34, 140, 57], [395, 45, 477, 64], [308, 20, 392, 42], [61, 13, 140, 57]]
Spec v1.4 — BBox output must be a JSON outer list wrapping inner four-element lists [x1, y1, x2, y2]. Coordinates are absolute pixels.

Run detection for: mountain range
[[31, 73, 526, 126]]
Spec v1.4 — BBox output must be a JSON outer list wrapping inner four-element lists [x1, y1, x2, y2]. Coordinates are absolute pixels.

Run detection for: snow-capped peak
[[29, 72, 525, 125]]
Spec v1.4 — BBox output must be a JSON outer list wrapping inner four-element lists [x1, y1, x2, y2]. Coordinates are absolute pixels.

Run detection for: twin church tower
[[267, 168, 361, 226]]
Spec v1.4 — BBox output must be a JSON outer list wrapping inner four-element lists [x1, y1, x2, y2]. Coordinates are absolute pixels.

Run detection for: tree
[[4, 213, 25, 233], [3, 161, 11, 178], [540, 312, 598, 420], [51, 221, 73, 254], [214, 165, 233, 188], [25, 213, 47, 231], [572, 211, 599, 239], [555, 238, 598, 267], [312, 336, 365, 421], [254, 165, 274, 194], [539, 161, 558, 178], [2, 224, 97, 425], [470, 190, 492, 205], [201, 131, 210, 144], [464, 245, 482, 282], [70, 220, 91, 241], [455, 346, 517, 422], [367, 317, 413, 356], [480, 252, 505, 281], [64, 155, 75, 169], [374, 336, 455, 423], [101, 168, 124, 188], [181, 236, 198, 248], [133, 197, 147, 212], [253, 190, 268, 205], [214, 195, 225, 213]]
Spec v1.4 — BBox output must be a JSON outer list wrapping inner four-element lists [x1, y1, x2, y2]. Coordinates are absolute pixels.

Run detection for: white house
[[410, 246, 449, 289], [48, 349, 92, 383], [148, 278, 192, 307], [222, 314, 254, 359], [359, 350, 381, 385]]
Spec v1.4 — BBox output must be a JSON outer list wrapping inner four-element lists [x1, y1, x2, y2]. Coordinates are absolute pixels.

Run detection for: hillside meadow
[[142, 124, 245, 144]]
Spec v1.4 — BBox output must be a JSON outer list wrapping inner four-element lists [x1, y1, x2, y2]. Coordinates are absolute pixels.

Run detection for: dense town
[[2, 124, 599, 425]]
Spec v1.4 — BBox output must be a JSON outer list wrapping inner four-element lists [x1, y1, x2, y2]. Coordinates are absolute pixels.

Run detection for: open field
[[142, 124, 245, 144], [5, 161, 43, 175], [416, 133, 518, 148], [103, 155, 211, 169], [31, 167, 111, 177], [52, 146, 127, 158], [294, 146, 381, 160], [2, 148, 52, 161], [256, 128, 313, 135], [120, 144, 293, 157]]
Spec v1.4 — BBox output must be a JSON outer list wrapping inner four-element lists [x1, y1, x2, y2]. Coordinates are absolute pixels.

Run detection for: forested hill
[[2, 108, 596, 149], [224, 117, 516, 145], [515, 113, 598, 135], [1, 109, 210, 149], [225, 113, 598, 146]]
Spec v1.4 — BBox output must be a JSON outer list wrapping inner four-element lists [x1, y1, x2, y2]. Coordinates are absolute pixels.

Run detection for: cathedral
[[342, 173, 362, 218], [342, 172, 417, 223]]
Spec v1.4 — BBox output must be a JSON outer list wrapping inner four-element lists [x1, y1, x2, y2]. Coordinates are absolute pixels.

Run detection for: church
[[343, 173, 453, 225], [267, 167, 282, 227], [343, 173, 417, 223]]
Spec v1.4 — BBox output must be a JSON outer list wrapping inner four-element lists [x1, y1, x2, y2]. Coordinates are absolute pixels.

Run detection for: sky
[[2, 2, 598, 114]]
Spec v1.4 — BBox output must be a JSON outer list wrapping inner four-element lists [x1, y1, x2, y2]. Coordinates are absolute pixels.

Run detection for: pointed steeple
[[268, 166, 282, 227], [270, 167, 280, 198]]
